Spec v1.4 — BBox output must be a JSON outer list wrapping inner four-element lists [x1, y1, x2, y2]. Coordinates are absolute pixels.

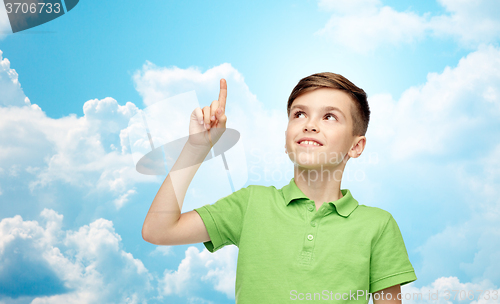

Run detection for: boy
[[142, 73, 417, 303]]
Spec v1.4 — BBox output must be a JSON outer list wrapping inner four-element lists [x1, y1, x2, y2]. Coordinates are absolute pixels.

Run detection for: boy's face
[[285, 88, 365, 169]]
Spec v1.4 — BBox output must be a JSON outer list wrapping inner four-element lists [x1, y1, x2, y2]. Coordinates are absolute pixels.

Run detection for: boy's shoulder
[[356, 204, 393, 218], [354, 204, 394, 225], [243, 184, 279, 194]]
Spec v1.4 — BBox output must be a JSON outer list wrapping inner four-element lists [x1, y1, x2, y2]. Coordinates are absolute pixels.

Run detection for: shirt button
[[307, 234, 314, 241], [307, 206, 314, 212], [310, 221, 316, 227]]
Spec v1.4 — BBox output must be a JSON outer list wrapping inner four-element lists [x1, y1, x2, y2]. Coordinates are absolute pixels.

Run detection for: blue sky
[[1, 0, 500, 303]]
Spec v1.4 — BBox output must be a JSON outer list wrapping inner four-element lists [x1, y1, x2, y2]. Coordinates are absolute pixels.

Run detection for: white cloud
[[0, 50, 31, 107], [316, 0, 500, 52], [0, 209, 153, 303], [159, 246, 238, 300], [394, 276, 499, 304], [148, 245, 174, 257], [414, 208, 500, 288], [461, 143, 500, 205], [133, 62, 246, 107], [419, 142, 500, 286], [186, 297, 215, 304], [367, 45, 500, 161], [0, 50, 156, 209], [316, 3, 429, 53], [0, 99, 154, 200], [113, 189, 138, 210], [430, 0, 500, 47], [318, 0, 381, 14], [0, 4, 13, 39]]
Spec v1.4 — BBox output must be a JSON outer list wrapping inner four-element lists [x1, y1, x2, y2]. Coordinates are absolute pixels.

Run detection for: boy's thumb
[[216, 108, 226, 124]]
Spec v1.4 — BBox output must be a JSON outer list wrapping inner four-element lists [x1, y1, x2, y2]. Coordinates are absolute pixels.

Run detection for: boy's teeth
[[300, 140, 320, 146]]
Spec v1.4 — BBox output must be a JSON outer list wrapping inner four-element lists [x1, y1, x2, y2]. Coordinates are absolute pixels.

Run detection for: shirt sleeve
[[194, 186, 252, 253], [369, 214, 417, 293]]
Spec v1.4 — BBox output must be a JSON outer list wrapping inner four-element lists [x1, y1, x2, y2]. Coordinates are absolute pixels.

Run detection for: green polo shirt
[[194, 177, 417, 303]]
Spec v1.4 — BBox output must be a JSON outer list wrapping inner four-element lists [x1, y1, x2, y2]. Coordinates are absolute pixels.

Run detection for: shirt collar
[[281, 177, 359, 217]]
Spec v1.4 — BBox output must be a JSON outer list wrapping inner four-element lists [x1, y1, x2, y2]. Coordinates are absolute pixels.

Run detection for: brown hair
[[287, 72, 370, 137]]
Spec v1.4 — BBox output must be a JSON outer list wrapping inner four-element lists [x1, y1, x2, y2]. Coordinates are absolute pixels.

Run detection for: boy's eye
[[293, 111, 337, 121], [294, 111, 305, 118], [325, 113, 337, 121]]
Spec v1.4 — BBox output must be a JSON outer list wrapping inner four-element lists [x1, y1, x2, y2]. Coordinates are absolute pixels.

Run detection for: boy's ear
[[349, 136, 366, 158]]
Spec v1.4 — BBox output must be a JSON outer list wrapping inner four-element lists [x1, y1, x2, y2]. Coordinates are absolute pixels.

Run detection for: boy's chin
[[291, 161, 340, 170]]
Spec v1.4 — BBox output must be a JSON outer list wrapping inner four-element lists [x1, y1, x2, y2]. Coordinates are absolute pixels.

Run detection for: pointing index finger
[[218, 78, 227, 111]]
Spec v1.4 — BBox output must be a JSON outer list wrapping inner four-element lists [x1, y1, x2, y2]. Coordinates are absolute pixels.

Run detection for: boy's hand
[[188, 78, 228, 148]]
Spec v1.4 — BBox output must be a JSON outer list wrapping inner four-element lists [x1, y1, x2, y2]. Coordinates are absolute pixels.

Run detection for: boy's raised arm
[[141, 79, 228, 245]]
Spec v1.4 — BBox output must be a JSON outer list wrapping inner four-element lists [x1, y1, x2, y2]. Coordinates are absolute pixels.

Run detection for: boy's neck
[[293, 165, 344, 207]]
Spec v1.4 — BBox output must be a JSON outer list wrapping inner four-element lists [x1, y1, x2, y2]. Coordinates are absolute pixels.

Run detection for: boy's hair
[[287, 72, 370, 137]]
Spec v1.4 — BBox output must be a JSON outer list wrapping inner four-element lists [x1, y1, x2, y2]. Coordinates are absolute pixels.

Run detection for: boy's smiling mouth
[[296, 140, 323, 147]]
